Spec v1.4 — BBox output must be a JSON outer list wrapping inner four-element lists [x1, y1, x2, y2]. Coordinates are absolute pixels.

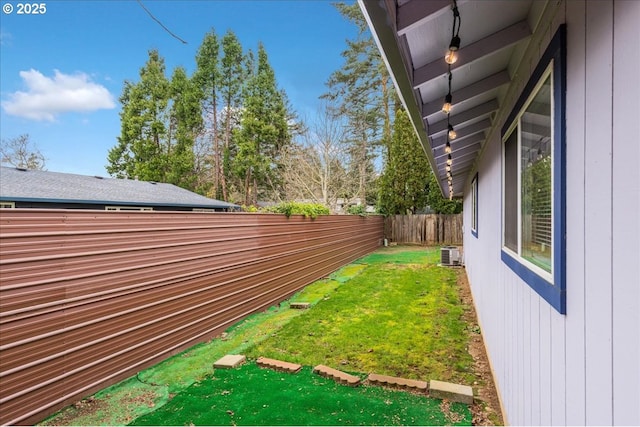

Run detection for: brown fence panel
[[0, 209, 383, 425], [383, 214, 462, 245]]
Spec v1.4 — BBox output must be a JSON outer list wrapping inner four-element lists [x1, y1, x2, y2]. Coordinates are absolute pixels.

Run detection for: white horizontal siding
[[463, 0, 640, 425]]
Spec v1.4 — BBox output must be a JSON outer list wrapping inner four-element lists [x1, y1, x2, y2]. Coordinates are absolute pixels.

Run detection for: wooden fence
[[384, 214, 463, 245], [0, 210, 383, 425]]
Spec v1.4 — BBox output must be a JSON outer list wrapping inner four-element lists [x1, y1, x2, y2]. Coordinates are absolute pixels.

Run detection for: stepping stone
[[256, 357, 302, 373], [289, 302, 311, 309], [213, 354, 246, 369], [429, 379, 474, 404], [367, 373, 427, 392], [313, 364, 361, 387]]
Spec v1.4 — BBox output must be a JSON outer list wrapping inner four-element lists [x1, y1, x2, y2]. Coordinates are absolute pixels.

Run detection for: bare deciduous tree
[[282, 104, 352, 212], [1, 134, 46, 170]]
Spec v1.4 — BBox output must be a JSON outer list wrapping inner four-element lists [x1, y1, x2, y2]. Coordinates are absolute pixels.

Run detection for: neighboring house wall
[[463, 1, 639, 425], [6, 201, 229, 211], [0, 210, 384, 425]]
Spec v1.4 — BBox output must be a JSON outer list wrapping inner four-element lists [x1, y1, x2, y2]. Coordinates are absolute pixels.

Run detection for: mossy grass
[[40, 246, 475, 426], [247, 247, 474, 384]]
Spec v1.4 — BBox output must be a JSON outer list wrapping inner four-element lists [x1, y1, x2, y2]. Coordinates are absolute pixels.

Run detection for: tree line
[[106, 29, 294, 206], [3, 3, 461, 214]]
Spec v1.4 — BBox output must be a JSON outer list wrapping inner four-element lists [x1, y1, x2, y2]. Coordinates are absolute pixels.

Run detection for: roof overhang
[[359, 0, 543, 197]]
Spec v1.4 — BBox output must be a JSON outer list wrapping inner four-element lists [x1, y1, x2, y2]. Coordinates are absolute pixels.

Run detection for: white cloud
[[1, 69, 116, 121]]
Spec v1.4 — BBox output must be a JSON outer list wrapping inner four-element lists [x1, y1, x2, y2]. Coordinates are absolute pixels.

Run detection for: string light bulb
[[442, 93, 452, 114], [445, 48, 458, 65], [448, 124, 457, 140], [447, 154, 453, 166], [445, 35, 461, 64], [445, 164, 451, 172], [445, 140, 452, 154], [445, 2, 461, 64]]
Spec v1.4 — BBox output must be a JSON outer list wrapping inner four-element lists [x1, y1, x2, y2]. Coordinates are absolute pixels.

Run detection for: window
[[501, 25, 566, 314], [105, 206, 153, 211], [0, 202, 16, 208], [471, 174, 478, 238], [503, 68, 552, 274]]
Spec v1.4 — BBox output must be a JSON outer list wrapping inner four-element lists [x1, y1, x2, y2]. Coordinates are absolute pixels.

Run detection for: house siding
[[463, 1, 639, 425]]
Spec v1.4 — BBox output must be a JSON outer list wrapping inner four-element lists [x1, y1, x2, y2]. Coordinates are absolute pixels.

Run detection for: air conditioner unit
[[441, 246, 461, 266]]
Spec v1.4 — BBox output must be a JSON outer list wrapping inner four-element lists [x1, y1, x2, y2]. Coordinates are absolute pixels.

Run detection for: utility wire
[[136, 0, 187, 45]]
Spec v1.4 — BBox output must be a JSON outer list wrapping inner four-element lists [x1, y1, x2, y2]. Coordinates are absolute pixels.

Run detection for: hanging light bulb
[[449, 192, 454, 201], [442, 93, 452, 114], [445, 140, 452, 154], [446, 154, 453, 166], [447, 170, 452, 178], [448, 124, 457, 140], [445, 47, 458, 65], [445, 2, 461, 64], [445, 35, 461, 64], [445, 164, 451, 172]]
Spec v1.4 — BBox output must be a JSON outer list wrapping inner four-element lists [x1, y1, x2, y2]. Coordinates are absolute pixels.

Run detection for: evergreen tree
[[322, 2, 394, 205], [194, 30, 222, 198], [108, 49, 172, 183], [234, 44, 290, 206], [426, 170, 463, 214], [219, 30, 245, 202], [378, 107, 430, 215], [167, 66, 202, 189], [107, 50, 200, 189]]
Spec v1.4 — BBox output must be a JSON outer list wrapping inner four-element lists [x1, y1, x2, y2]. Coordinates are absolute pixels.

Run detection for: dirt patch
[[40, 389, 160, 426], [457, 268, 504, 425], [39, 397, 108, 426]]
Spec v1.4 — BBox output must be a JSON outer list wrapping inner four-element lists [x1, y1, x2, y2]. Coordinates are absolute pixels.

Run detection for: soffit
[[361, 0, 543, 197]]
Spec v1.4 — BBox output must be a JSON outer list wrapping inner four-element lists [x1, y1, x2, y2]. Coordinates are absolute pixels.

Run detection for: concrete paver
[[256, 357, 302, 373], [213, 354, 246, 369], [313, 364, 361, 387], [367, 373, 427, 392], [429, 379, 474, 404], [289, 302, 311, 309]]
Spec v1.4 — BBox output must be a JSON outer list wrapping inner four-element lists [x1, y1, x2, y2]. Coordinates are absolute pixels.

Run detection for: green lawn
[[131, 363, 469, 426], [247, 247, 474, 384], [40, 246, 475, 426]]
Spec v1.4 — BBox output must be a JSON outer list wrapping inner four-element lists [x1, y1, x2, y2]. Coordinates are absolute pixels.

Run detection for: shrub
[[264, 202, 330, 219], [346, 204, 367, 216]]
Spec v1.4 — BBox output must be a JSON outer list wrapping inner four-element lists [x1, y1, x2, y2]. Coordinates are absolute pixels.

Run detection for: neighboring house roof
[[0, 166, 239, 210]]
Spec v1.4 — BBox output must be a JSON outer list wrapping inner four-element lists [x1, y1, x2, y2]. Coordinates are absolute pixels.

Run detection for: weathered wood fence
[[384, 214, 463, 245], [0, 210, 383, 425]]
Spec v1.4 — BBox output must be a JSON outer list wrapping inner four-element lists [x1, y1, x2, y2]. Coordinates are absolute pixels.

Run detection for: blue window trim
[[501, 25, 566, 314], [471, 173, 478, 238]]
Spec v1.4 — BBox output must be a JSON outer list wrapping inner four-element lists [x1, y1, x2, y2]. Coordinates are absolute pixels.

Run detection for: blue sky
[[0, 0, 358, 176]]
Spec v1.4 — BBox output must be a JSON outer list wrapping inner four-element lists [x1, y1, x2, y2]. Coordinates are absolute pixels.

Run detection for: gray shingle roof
[[0, 167, 238, 210]]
